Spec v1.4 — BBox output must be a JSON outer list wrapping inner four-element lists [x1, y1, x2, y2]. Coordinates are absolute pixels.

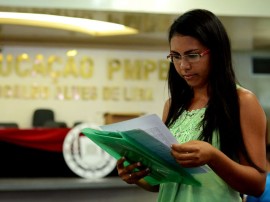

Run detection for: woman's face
[[170, 34, 211, 89]]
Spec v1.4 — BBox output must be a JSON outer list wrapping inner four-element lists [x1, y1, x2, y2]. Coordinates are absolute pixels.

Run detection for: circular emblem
[[63, 123, 116, 179]]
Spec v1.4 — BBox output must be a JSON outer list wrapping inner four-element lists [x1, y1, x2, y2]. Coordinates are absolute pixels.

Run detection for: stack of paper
[[82, 114, 209, 186]]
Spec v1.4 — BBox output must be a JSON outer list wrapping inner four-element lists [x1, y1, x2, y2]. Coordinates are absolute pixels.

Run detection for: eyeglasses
[[167, 49, 210, 64]]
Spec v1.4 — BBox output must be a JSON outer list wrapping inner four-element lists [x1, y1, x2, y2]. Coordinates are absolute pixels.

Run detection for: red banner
[[0, 128, 70, 152]]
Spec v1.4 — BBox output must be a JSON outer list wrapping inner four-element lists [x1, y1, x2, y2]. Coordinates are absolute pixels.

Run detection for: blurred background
[[0, 0, 270, 129], [0, 1, 270, 201]]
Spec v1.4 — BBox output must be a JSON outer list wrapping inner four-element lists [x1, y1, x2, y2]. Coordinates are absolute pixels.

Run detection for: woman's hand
[[116, 157, 150, 184], [171, 140, 215, 167]]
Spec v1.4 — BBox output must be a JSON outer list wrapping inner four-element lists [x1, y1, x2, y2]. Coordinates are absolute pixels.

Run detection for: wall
[[0, 45, 269, 133], [0, 45, 169, 128], [233, 51, 270, 109], [233, 51, 270, 142], [233, 51, 270, 112]]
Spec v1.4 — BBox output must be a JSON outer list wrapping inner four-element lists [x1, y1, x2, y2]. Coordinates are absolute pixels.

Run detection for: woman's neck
[[187, 87, 209, 111]]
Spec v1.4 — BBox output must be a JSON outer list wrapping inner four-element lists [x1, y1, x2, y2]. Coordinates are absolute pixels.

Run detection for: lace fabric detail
[[170, 108, 205, 143]]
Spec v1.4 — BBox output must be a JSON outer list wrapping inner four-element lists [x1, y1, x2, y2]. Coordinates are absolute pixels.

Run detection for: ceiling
[[1, 1, 270, 51]]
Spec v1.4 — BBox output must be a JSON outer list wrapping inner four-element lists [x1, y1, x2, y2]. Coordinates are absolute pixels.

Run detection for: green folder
[[82, 127, 201, 186]]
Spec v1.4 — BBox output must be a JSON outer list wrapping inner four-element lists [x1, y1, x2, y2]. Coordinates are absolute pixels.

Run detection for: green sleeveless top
[[158, 108, 242, 202]]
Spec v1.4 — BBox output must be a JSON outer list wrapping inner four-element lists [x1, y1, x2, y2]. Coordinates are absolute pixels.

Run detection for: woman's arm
[[215, 88, 267, 195], [171, 89, 267, 196]]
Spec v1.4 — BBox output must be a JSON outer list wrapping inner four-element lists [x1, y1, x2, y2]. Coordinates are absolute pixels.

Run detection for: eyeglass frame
[[166, 49, 210, 64]]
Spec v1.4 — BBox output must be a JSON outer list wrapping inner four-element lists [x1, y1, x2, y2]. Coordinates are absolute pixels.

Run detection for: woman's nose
[[179, 59, 191, 69]]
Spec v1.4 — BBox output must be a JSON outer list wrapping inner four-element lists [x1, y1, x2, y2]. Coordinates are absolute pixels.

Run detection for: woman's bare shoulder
[[237, 87, 258, 104], [237, 86, 266, 125]]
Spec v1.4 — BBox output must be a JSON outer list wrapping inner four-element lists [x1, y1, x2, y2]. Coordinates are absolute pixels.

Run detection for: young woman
[[117, 9, 267, 202]]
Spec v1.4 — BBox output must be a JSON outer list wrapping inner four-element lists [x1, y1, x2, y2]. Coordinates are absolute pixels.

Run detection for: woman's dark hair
[[165, 9, 263, 172], [266, 144, 270, 162]]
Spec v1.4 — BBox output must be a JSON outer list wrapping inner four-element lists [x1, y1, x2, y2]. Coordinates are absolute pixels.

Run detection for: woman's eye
[[187, 54, 199, 59], [173, 55, 181, 59]]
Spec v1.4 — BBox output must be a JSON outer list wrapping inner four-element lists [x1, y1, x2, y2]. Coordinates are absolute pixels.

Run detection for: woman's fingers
[[124, 166, 150, 184], [116, 157, 150, 184], [171, 140, 214, 167], [116, 157, 126, 170]]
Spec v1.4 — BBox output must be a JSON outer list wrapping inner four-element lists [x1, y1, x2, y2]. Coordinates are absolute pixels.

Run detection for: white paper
[[101, 114, 209, 174]]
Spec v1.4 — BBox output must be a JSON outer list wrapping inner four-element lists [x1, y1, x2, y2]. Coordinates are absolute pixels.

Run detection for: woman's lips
[[183, 74, 196, 80]]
